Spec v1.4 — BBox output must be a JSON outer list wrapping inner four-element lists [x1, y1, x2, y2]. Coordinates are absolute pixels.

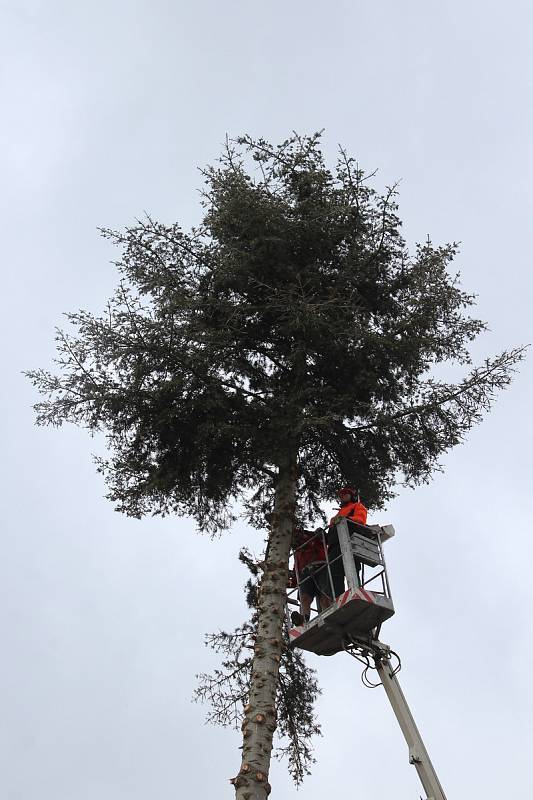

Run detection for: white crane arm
[[374, 652, 448, 800]]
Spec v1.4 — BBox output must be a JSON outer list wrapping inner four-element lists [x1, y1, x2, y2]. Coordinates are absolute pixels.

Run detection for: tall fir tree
[[27, 133, 524, 799]]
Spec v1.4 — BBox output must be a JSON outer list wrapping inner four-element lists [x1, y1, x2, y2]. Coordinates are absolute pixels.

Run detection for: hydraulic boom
[[357, 639, 447, 800]]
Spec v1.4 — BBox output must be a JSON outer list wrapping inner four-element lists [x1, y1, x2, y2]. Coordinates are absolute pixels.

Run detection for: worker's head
[[338, 486, 357, 503]]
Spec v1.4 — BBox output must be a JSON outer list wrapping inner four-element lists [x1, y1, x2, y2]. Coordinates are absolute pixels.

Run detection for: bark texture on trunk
[[231, 456, 297, 800]]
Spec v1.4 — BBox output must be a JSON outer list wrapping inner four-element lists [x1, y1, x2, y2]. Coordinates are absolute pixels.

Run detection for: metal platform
[[288, 518, 396, 656], [289, 587, 394, 656]]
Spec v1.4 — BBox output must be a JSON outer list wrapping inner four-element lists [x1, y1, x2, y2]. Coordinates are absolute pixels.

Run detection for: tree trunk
[[231, 455, 297, 800]]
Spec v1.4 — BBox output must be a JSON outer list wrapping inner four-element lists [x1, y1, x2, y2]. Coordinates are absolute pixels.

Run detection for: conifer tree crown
[[27, 132, 525, 532]]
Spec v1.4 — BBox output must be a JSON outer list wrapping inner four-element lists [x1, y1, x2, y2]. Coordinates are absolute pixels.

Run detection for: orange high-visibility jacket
[[329, 500, 368, 527]]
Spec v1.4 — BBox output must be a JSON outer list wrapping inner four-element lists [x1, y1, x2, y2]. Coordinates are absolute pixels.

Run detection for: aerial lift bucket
[[288, 518, 395, 656]]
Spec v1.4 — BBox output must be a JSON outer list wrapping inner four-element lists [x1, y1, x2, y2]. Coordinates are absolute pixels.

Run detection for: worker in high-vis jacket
[[327, 487, 368, 598]]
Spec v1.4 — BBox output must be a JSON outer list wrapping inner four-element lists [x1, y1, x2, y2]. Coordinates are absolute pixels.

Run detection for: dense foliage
[[27, 133, 523, 534]]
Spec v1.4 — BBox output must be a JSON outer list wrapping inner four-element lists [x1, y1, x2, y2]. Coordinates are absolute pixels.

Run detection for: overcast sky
[[2, 1, 532, 798]]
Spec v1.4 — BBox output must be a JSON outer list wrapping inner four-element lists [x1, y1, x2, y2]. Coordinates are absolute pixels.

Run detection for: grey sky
[[2, 1, 532, 797]]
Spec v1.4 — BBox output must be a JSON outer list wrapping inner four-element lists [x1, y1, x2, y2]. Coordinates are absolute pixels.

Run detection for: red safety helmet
[[338, 486, 358, 499]]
